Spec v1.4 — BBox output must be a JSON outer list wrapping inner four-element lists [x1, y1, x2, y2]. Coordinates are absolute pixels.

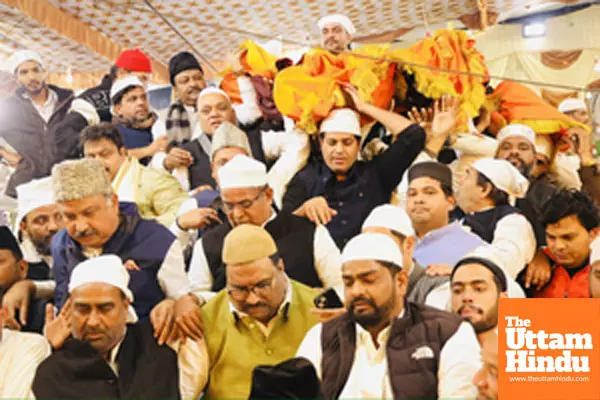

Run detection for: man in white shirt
[[189, 154, 342, 300], [456, 158, 536, 279], [297, 232, 481, 399], [0, 306, 50, 399]]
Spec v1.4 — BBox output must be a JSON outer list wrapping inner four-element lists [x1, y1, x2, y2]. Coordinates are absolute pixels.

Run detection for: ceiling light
[[523, 22, 546, 38]]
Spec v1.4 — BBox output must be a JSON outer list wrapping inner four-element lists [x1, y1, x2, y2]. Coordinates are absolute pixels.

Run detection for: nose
[[461, 287, 475, 303], [245, 290, 262, 306], [86, 309, 102, 328], [553, 239, 566, 252], [47, 216, 59, 232], [346, 281, 367, 300], [74, 217, 90, 234], [472, 367, 486, 388]]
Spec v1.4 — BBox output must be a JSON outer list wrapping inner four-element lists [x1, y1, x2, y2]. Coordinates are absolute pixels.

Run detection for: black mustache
[[458, 304, 482, 314], [74, 229, 98, 239], [350, 297, 376, 309]]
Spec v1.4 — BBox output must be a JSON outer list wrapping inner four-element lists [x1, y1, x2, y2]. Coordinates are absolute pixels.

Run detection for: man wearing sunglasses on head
[[188, 155, 343, 301]]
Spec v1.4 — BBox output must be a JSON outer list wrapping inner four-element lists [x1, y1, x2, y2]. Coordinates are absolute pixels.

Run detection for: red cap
[[114, 49, 152, 73]]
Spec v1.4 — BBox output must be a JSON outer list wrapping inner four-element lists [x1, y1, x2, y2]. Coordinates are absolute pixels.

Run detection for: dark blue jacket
[[282, 123, 426, 249], [116, 125, 153, 165], [52, 208, 174, 320]]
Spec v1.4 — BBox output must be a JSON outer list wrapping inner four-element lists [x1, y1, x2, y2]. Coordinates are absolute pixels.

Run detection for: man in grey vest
[[297, 232, 480, 399]]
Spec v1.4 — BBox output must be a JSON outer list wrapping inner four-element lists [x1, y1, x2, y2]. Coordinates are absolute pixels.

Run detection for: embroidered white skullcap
[[591, 236, 600, 264], [198, 87, 231, 104], [362, 204, 415, 237], [6, 50, 44, 74], [558, 98, 587, 114], [15, 177, 54, 233], [496, 124, 535, 146], [210, 121, 252, 162], [218, 154, 267, 190], [342, 233, 403, 268], [320, 108, 361, 137], [110, 75, 145, 103], [69, 255, 138, 323], [471, 158, 530, 198], [318, 14, 356, 36]]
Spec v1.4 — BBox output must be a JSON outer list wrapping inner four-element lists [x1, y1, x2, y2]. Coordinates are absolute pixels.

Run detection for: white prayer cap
[[471, 158, 530, 198], [110, 75, 145, 103], [6, 50, 44, 74], [318, 14, 356, 36], [496, 124, 535, 146], [591, 236, 600, 264], [362, 204, 415, 238], [69, 255, 138, 323], [218, 154, 267, 190], [342, 233, 403, 268], [558, 98, 587, 113], [320, 108, 361, 137], [198, 87, 231, 104], [210, 121, 252, 162], [15, 177, 54, 233]]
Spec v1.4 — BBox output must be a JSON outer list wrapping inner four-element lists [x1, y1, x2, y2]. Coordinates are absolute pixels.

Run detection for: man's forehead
[[123, 87, 145, 98], [58, 195, 106, 212], [409, 176, 442, 190], [71, 282, 123, 301], [452, 263, 495, 283], [17, 60, 42, 72], [342, 259, 381, 276], [28, 204, 59, 217], [547, 215, 586, 233], [500, 136, 533, 147], [198, 93, 230, 107]]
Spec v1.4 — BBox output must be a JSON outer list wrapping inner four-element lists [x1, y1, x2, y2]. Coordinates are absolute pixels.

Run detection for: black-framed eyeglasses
[[227, 276, 274, 301], [222, 186, 267, 212]]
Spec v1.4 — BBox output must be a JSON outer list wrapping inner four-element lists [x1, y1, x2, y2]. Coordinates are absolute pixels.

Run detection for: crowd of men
[[0, 12, 599, 400]]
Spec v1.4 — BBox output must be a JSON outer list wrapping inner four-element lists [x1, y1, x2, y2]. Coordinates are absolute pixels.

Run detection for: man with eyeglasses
[[189, 154, 342, 300], [200, 224, 319, 399]]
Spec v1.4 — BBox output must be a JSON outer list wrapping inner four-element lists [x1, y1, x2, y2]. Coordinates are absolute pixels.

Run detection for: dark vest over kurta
[[462, 204, 519, 243], [32, 323, 180, 399], [320, 302, 463, 400], [202, 212, 322, 291]]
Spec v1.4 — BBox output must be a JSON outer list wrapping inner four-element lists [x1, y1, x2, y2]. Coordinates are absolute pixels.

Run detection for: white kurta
[[296, 317, 481, 399]]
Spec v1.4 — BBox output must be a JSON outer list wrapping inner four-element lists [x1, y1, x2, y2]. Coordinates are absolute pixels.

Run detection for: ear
[[19, 219, 27, 234], [276, 258, 285, 272], [590, 227, 600, 241], [483, 182, 494, 198], [119, 147, 128, 157], [264, 186, 274, 203], [110, 193, 119, 212], [403, 236, 415, 256], [447, 195, 457, 211], [395, 270, 409, 297], [499, 291, 508, 300], [113, 103, 122, 116], [17, 259, 28, 280]]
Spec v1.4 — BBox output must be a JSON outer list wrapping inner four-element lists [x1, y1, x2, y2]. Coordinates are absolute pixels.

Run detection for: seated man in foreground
[[33, 255, 208, 399], [201, 224, 319, 399], [297, 232, 481, 399]]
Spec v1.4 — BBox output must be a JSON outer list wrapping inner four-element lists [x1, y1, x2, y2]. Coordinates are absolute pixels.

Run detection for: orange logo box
[[499, 299, 600, 400]]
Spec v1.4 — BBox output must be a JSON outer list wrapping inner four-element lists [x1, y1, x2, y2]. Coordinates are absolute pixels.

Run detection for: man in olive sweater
[[200, 224, 319, 399]]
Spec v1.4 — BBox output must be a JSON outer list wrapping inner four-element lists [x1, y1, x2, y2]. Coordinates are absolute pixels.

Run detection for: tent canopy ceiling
[[0, 0, 593, 82]]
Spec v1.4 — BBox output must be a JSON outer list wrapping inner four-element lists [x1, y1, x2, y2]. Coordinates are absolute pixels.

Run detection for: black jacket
[[0, 84, 74, 197], [32, 323, 181, 399]]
